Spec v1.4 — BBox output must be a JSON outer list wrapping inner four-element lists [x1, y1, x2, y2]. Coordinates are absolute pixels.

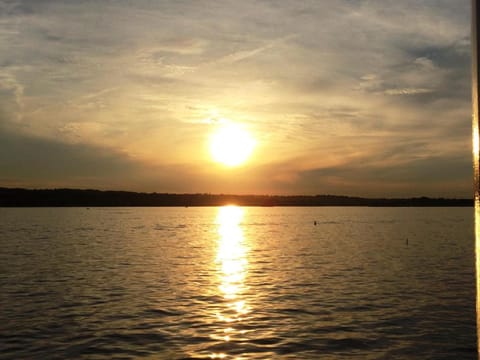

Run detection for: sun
[[210, 123, 256, 167]]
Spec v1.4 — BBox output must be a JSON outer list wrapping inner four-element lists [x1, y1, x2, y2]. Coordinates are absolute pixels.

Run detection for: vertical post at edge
[[472, 0, 480, 355]]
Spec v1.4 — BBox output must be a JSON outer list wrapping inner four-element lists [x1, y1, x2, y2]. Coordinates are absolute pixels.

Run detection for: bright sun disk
[[210, 124, 256, 167]]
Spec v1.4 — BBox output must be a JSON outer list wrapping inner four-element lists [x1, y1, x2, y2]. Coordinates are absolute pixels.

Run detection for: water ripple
[[0, 207, 475, 359]]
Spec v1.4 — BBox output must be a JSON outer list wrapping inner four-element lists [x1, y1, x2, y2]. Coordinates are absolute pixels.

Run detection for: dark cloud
[[403, 42, 470, 101], [0, 0, 38, 16], [293, 154, 472, 197], [407, 42, 469, 70], [0, 128, 138, 184]]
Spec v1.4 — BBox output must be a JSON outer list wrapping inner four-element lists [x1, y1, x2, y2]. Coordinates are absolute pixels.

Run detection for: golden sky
[[0, 0, 473, 197]]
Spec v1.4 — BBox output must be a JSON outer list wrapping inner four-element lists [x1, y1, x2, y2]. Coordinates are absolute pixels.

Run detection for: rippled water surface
[[0, 207, 476, 359]]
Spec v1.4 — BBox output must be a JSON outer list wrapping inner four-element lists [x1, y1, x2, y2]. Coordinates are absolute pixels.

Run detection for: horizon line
[[0, 186, 472, 200]]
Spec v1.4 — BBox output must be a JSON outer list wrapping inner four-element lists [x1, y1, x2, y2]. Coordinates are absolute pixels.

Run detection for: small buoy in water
[[314, 221, 317, 226]]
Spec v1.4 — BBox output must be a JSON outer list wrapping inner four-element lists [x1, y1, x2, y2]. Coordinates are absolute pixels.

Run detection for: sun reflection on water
[[210, 205, 250, 359]]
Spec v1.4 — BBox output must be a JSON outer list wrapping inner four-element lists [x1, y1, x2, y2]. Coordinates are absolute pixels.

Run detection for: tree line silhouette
[[0, 187, 472, 207]]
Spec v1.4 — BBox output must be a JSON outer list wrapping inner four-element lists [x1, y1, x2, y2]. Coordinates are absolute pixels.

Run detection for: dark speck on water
[[0, 207, 475, 359]]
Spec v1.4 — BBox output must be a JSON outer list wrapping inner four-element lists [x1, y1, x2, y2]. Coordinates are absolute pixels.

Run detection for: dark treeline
[[0, 187, 473, 207]]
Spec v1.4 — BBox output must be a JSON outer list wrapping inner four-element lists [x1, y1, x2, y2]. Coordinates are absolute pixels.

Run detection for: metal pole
[[472, 0, 480, 355]]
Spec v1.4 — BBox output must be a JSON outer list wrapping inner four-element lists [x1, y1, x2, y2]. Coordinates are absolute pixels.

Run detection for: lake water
[[0, 206, 476, 359]]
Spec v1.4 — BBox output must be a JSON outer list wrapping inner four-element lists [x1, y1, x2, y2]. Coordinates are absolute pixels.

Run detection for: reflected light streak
[[473, 1, 480, 352], [476, 203, 480, 348], [209, 353, 226, 359], [475, 135, 480, 354], [474, 95, 480, 350], [210, 206, 251, 359]]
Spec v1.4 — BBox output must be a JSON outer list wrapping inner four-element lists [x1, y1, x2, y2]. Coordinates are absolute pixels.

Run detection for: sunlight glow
[[209, 353, 226, 359], [474, 125, 479, 163], [209, 205, 251, 360], [210, 124, 256, 167]]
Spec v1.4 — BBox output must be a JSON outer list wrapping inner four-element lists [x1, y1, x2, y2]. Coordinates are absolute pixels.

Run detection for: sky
[[0, 0, 473, 197]]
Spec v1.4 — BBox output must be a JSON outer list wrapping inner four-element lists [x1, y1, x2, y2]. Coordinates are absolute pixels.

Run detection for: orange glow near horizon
[[209, 123, 256, 167]]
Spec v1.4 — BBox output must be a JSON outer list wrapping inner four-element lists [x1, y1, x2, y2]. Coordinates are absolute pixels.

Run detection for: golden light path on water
[[473, 1, 480, 352], [210, 206, 250, 359]]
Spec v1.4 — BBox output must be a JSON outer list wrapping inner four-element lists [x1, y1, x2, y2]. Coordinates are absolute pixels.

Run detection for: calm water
[[0, 206, 476, 359]]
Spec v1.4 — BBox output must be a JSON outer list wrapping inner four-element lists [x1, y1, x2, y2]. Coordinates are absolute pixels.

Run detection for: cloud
[[0, 125, 218, 192], [0, 125, 137, 184], [0, 0, 473, 196], [384, 88, 433, 96], [209, 34, 296, 66], [254, 152, 473, 198], [147, 38, 207, 56], [0, 67, 24, 121]]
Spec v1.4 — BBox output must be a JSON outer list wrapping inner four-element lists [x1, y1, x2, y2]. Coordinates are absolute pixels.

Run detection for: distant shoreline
[[0, 187, 473, 207]]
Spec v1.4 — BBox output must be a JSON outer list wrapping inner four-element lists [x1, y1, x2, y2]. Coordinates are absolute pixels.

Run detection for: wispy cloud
[[0, 67, 24, 123], [384, 88, 433, 96], [0, 0, 472, 196], [210, 34, 297, 65]]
